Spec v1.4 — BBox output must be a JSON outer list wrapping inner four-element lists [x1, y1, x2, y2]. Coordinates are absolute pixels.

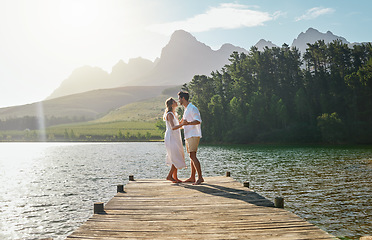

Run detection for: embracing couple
[[163, 91, 204, 185]]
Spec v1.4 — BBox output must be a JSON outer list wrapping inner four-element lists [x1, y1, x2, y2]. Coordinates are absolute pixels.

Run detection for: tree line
[[0, 129, 156, 142], [0, 115, 91, 131], [184, 40, 372, 144]]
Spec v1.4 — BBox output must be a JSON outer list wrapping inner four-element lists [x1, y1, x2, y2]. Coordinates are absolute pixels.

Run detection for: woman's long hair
[[163, 97, 175, 120]]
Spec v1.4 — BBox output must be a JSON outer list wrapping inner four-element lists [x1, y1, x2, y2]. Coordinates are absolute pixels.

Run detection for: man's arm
[[183, 105, 202, 126], [184, 120, 200, 126]]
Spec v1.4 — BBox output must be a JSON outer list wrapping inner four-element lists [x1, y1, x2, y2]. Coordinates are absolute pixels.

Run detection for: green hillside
[[0, 86, 170, 120], [0, 86, 183, 141], [45, 120, 162, 141], [95, 94, 172, 122], [0, 93, 179, 142], [41, 95, 172, 141]]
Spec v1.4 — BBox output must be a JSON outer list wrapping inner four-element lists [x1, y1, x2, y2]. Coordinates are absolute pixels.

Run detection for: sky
[[0, 0, 371, 108]]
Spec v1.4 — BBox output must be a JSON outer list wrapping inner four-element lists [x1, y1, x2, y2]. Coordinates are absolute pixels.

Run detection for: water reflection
[[0, 143, 371, 239], [198, 145, 372, 238]]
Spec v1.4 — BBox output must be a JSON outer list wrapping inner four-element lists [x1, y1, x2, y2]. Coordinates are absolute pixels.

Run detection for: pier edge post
[[275, 197, 284, 208], [94, 202, 104, 214], [226, 171, 231, 177], [360, 236, 372, 240], [129, 175, 134, 181], [117, 184, 124, 193], [243, 181, 250, 188]]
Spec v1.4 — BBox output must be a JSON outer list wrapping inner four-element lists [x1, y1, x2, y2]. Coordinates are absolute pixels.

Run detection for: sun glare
[[0, 0, 167, 109], [58, 0, 101, 27], [36, 102, 46, 142]]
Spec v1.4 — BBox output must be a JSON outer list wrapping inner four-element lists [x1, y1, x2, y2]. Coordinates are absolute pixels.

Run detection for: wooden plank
[[67, 176, 335, 240]]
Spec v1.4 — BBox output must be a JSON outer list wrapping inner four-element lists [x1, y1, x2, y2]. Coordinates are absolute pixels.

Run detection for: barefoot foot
[[184, 177, 196, 183], [174, 178, 182, 183], [192, 177, 204, 185], [166, 176, 176, 182]]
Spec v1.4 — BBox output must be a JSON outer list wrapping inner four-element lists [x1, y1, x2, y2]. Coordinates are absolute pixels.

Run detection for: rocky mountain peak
[[292, 27, 349, 53], [255, 39, 278, 51], [162, 29, 212, 57], [218, 43, 248, 55], [169, 30, 197, 43]]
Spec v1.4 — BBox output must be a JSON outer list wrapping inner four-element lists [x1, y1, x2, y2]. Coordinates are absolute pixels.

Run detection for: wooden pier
[[67, 176, 336, 239]]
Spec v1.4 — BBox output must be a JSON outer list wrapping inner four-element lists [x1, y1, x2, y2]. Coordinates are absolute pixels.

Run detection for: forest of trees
[[184, 40, 372, 144]]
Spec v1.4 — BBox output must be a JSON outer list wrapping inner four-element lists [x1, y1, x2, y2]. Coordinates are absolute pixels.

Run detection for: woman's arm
[[167, 113, 183, 130]]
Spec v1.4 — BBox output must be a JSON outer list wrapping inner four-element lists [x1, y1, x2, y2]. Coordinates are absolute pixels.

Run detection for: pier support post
[[275, 197, 284, 208], [243, 181, 250, 188], [94, 202, 104, 214], [129, 175, 134, 181], [117, 184, 124, 193], [226, 171, 231, 177]]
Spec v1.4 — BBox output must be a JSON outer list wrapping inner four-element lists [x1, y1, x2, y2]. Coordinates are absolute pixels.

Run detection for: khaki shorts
[[185, 137, 200, 153]]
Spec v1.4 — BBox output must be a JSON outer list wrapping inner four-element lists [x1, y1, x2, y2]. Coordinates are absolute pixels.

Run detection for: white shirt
[[183, 102, 202, 139]]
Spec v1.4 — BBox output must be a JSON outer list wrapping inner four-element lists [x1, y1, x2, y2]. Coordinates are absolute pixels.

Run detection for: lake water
[[0, 142, 371, 240]]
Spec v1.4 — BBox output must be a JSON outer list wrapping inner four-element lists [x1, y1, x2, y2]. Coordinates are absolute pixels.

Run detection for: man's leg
[[189, 152, 204, 185], [184, 161, 196, 182], [184, 137, 196, 182]]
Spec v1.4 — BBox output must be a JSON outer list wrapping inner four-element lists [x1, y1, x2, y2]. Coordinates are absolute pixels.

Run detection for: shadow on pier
[[180, 182, 275, 207]]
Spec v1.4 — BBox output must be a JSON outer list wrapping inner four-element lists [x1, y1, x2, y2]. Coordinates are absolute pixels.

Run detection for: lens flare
[[36, 102, 46, 142]]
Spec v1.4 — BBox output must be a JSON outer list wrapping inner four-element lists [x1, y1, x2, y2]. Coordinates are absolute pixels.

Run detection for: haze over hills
[[47, 30, 248, 100], [47, 58, 156, 100], [124, 30, 249, 87], [0, 86, 168, 120]]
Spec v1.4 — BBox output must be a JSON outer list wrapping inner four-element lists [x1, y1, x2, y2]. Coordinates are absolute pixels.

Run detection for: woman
[[163, 97, 186, 183]]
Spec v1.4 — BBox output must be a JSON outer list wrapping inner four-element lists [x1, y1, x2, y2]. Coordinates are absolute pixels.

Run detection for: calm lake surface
[[0, 142, 371, 239]]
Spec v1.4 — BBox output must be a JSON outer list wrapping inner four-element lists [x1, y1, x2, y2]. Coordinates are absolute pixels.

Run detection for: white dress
[[164, 112, 186, 169]]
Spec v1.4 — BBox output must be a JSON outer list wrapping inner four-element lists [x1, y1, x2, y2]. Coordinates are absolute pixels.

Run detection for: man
[[178, 91, 204, 185]]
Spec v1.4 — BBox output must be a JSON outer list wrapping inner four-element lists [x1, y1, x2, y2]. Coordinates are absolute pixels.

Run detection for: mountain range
[[291, 27, 350, 53], [47, 28, 361, 100], [47, 30, 248, 100], [0, 27, 369, 121]]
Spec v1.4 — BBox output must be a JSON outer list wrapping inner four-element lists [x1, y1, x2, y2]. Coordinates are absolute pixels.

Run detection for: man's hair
[[178, 91, 189, 101]]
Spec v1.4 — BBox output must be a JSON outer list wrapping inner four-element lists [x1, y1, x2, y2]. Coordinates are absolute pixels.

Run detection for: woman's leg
[[172, 168, 182, 183], [166, 165, 176, 182]]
